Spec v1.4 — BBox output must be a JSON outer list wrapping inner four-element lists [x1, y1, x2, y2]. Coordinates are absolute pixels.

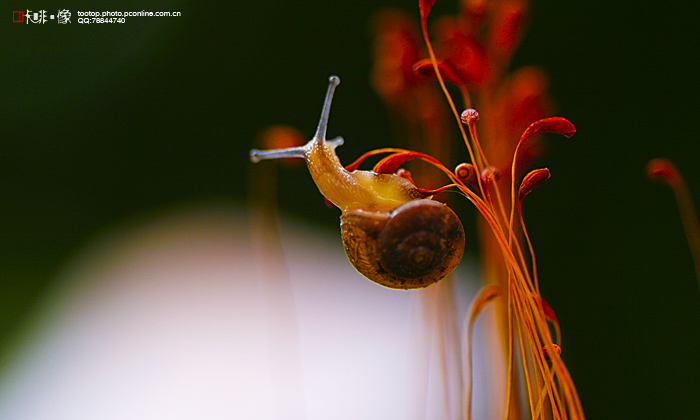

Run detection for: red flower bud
[[460, 108, 480, 125], [455, 162, 477, 186]]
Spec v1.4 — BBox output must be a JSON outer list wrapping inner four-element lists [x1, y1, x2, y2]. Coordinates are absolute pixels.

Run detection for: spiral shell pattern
[[340, 199, 465, 289]]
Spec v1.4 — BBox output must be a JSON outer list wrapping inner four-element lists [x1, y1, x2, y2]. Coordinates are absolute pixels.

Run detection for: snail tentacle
[[313, 76, 341, 143], [249, 146, 306, 163]]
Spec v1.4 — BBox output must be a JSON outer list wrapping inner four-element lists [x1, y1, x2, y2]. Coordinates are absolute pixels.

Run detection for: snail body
[[250, 76, 464, 289]]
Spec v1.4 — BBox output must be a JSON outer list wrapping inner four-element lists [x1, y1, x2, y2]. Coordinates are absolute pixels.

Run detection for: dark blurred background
[[3, 0, 700, 417]]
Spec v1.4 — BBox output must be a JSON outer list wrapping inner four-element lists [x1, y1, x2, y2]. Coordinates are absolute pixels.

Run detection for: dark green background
[[3, 0, 700, 417]]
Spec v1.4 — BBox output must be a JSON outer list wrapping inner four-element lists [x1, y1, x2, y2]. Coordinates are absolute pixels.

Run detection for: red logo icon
[[13, 11, 24, 22]]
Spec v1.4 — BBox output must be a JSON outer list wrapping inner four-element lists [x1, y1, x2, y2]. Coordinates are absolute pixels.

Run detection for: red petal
[[416, 184, 455, 195], [501, 68, 550, 137], [532, 294, 558, 326], [373, 151, 425, 174], [420, 0, 438, 23], [413, 58, 465, 88], [519, 168, 551, 201], [370, 10, 423, 102], [344, 148, 404, 172], [647, 158, 681, 186], [437, 31, 488, 87], [462, 0, 486, 27], [520, 117, 576, 144], [488, 0, 527, 64], [345, 153, 373, 172]]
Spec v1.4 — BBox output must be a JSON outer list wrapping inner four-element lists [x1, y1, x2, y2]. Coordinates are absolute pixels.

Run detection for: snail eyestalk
[[249, 138, 345, 163], [314, 76, 341, 143], [249, 146, 306, 163], [249, 76, 343, 164]]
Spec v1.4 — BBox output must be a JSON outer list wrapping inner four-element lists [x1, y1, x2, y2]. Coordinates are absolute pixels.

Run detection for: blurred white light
[[0, 203, 492, 420]]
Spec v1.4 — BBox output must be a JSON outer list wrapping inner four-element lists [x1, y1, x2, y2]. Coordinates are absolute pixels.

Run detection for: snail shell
[[340, 199, 465, 289], [250, 76, 465, 289]]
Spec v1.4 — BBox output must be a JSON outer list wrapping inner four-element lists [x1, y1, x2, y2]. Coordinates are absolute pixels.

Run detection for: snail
[[250, 76, 464, 289]]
